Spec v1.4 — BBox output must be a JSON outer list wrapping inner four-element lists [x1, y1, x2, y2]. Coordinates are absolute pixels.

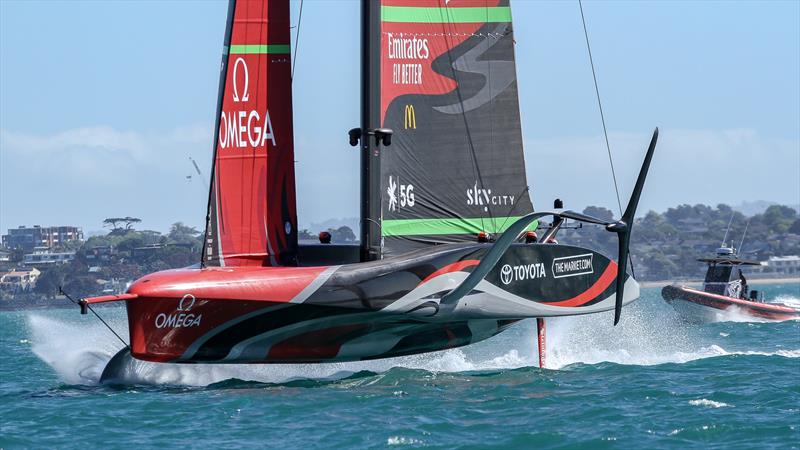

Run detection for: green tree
[[168, 222, 200, 244], [762, 205, 797, 234], [34, 265, 68, 299]]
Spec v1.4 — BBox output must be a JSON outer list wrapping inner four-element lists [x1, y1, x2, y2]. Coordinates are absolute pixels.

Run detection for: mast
[[202, 0, 236, 267], [359, 0, 382, 262]]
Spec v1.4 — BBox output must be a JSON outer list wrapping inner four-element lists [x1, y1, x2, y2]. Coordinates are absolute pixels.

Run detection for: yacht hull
[[662, 285, 799, 322], [87, 243, 637, 365]]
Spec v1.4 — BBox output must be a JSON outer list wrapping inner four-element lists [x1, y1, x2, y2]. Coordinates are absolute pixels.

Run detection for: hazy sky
[[1, 0, 798, 234]]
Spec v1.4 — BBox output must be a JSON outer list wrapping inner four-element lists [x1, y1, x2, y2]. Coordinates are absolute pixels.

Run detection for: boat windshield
[[705, 266, 733, 283]]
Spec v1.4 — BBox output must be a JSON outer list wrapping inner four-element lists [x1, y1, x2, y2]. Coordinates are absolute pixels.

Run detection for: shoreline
[[641, 277, 800, 289]]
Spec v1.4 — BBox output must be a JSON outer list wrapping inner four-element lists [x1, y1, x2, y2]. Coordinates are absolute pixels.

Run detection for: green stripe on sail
[[382, 217, 537, 237], [381, 6, 512, 23], [229, 44, 290, 54]]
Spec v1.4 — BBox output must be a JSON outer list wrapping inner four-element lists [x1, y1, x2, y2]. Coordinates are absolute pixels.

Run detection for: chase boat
[[662, 247, 800, 322]]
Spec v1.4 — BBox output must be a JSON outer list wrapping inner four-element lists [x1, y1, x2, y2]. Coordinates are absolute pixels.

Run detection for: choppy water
[[1, 285, 798, 449]]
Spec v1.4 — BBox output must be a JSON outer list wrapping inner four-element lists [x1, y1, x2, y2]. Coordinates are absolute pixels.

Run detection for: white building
[[23, 247, 76, 266], [0, 268, 41, 291], [766, 255, 800, 276]]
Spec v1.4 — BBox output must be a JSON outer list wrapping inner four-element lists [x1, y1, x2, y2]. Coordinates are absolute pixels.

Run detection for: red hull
[[662, 285, 799, 321]]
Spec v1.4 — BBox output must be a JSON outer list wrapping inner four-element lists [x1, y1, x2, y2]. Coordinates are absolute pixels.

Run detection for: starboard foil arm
[[78, 293, 138, 315], [441, 128, 659, 325]]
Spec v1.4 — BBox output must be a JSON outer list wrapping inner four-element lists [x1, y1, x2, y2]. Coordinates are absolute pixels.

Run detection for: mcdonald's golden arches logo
[[403, 104, 416, 129]]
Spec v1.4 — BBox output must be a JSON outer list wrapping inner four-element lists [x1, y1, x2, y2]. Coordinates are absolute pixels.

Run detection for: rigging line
[[291, 0, 304, 80], [578, 0, 622, 217], [497, 185, 531, 236], [59, 288, 129, 349]]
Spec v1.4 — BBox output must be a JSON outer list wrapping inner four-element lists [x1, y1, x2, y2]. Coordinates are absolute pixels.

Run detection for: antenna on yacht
[[721, 213, 735, 248], [737, 220, 750, 256]]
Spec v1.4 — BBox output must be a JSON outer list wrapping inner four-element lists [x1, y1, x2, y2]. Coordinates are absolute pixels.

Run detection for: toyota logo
[[178, 294, 196, 312], [500, 264, 513, 285]]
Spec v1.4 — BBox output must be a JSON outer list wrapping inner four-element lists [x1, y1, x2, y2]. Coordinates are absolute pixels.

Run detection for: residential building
[[0, 268, 41, 292], [23, 247, 76, 266], [766, 255, 800, 276], [2, 225, 84, 252], [85, 245, 114, 262]]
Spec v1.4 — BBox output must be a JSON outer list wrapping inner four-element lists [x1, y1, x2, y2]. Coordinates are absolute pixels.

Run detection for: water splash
[[773, 295, 800, 309], [26, 312, 532, 386], [688, 399, 731, 408], [544, 300, 799, 369], [26, 296, 798, 386]]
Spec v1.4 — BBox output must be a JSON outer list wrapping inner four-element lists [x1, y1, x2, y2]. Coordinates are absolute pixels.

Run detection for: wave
[[773, 295, 800, 309], [689, 399, 731, 408], [540, 302, 799, 369], [26, 299, 799, 387], [26, 312, 534, 387]]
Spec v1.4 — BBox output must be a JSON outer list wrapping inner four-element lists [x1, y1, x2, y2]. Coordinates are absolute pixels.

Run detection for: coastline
[[641, 277, 800, 289]]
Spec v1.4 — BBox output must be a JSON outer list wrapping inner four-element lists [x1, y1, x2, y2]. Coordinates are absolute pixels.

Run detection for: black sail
[[377, 0, 534, 256]]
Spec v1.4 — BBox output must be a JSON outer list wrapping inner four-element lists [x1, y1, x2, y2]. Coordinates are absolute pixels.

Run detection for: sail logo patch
[[404, 105, 416, 130], [466, 181, 515, 212], [388, 33, 428, 85], [500, 263, 547, 285], [552, 254, 594, 279], [387, 176, 415, 211], [218, 57, 276, 149]]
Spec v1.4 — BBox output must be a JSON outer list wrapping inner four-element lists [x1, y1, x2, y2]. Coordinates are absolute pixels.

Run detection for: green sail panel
[[378, 0, 533, 256]]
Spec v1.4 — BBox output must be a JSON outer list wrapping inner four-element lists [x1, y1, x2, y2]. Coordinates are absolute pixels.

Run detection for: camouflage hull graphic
[[121, 243, 636, 363]]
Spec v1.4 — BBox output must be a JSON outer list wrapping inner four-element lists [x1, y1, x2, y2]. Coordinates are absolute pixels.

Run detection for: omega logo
[[177, 294, 196, 312]]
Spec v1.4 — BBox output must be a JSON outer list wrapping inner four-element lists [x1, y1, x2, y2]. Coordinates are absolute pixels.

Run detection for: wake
[[26, 299, 799, 386], [26, 313, 534, 386]]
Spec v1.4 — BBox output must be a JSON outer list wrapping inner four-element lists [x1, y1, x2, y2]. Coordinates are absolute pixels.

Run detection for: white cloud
[[0, 125, 212, 233]]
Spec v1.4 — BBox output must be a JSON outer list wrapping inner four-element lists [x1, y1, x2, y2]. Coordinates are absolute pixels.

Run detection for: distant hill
[[733, 200, 800, 217], [302, 217, 360, 236]]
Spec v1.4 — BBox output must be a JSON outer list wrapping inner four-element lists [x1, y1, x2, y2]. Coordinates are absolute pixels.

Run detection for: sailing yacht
[[75, 0, 659, 381]]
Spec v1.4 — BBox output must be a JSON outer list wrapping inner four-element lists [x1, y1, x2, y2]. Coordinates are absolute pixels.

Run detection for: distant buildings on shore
[[22, 247, 76, 266], [0, 268, 40, 293], [0, 225, 83, 294], [2, 225, 83, 253], [759, 255, 800, 277]]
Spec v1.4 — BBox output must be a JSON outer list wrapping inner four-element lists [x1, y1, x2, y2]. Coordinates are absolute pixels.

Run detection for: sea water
[[1, 285, 798, 448]]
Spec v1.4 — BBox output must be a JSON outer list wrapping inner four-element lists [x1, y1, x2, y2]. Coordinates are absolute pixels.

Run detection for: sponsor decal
[[177, 294, 196, 312], [155, 294, 203, 329], [500, 263, 547, 285], [387, 175, 415, 212], [388, 33, 429, 85], [466, 181, 515, 212], [218, 57, 276, 149], [404, 104, 416, 130], [551, 253, 594, 279]]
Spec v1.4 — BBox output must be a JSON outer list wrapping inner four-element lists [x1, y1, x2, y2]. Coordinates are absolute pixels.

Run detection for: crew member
[[739, 271, 749, 300]]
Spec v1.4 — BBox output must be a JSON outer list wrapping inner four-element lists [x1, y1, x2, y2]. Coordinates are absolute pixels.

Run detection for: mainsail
[[377, 0, 534, 256], [203, 0, 298, 267]]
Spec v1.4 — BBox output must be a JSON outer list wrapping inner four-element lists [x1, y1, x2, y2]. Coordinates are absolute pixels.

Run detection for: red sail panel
[[204, 0, 298, 267]]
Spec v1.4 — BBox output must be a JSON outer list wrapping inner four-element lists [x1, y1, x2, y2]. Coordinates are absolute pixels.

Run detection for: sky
[[1, 0, 798, 235]]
